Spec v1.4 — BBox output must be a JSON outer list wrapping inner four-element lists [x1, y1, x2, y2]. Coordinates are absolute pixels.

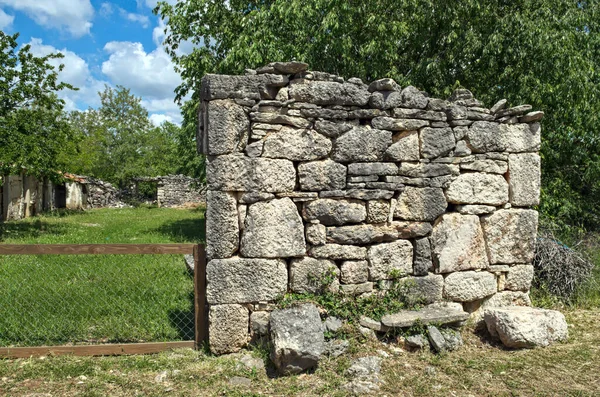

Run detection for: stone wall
[[200, 62, 542, 354], [156, 175, 206, 207]]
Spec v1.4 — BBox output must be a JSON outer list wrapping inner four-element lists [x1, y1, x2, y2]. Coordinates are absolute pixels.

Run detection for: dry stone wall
[[200, 62, 542, 355]]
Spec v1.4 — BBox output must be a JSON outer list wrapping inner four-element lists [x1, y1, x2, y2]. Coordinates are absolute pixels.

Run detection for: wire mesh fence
[[0, 249, 196, 348]]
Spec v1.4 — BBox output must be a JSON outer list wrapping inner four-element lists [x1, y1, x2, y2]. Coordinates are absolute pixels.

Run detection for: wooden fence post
[[193, 244, 207, 349]]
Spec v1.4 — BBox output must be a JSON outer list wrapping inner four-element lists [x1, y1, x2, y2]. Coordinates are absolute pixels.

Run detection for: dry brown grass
[[0, 310, 598, 397]]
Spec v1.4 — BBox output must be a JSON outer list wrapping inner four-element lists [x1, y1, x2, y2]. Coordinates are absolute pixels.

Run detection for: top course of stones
[[199, 61, 542, 354]]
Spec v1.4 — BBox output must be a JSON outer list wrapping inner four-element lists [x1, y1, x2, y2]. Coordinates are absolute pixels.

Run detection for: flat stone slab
[[381, 304, 469, 328]]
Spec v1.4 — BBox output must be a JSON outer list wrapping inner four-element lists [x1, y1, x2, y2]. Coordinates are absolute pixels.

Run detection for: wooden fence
[[0, 244, 206, 358]]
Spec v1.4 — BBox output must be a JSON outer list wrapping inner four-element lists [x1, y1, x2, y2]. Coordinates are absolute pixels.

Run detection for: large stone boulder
[[445, 173, 509, 205], [467, 121, 541, 153], [207, 155, 296, 192], [289, 80, 370, 106], [431, 213, 488, 273], [206, 191, 239, 260], [394, 186, 447, 221], [481, 209, 538, 264], [385, 131, 420, 161], [303, 198, 367, 226], [206, 258, 288, 304], [208, 304, 249, 354], [444, 271, 497, 302], [484, 307, 568, 348], [240, 198, 306, 258], [332, 126, 392, 162], [367, 240, 413, 280], [270, 303, 325, 375], [206, 100, 249, 155], [419, 127, 455, 158], [298, 159, 346, 191], [262, 127, 332, 161], [289, 257, 339, 293], [508, 153, 541, 206]]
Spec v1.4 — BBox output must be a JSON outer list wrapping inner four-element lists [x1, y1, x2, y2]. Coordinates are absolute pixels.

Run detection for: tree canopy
[[156, 0, 600, 231], [0, 31, 76, 179]]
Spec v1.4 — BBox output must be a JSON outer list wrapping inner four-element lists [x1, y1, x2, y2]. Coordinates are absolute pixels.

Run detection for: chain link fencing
[[0, 251, 195, 347]]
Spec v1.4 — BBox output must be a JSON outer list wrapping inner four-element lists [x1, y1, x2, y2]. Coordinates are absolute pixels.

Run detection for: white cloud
[[102, 41, 181, 100], [119, 8, 149, 28], [99, 2, 113, 17], [0, 8, 14, 29], [149, 113, 176, 126], [0, 0, 94, 38], [27, 38, 107, 111]]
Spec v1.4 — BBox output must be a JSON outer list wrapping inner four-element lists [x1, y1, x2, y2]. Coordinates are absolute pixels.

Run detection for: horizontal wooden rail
[[0, 341, 195, 358], [0, 244, 197, 255]]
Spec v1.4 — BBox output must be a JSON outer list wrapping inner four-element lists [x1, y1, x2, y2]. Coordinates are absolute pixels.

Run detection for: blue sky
[[0, 0, 187, 125]]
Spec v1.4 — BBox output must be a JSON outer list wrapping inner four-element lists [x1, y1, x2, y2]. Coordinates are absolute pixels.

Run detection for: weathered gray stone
[[200, 73, 288, 101], [300, 108, 348, 119], [305, 223, 326, 245], [368, 78, 400, 92], [401, 86, 428, 109], [340, 282, 374, 295], [368, 240, 413, 280], [342, 356, 384, 394], [289, 80, 370, 106], [397, 163, 458, 177], [496, 105, 533, 118], [392, 107, 446, 121], [405, 334, 429, 350], [262, 127, 331, 161], [405, 274, 444, 304], [209, 304, 249, 354], [490, 99, 507, 114], [207, 155, 296, 192], [298, 159, 346, 191], [206, 191, 239, 259], [366, 200, 390, 223], [467, 110, 494, 121], [309, 244, 367, 260], [250, 311, 270, 337], [325, 339, 349, 358], [241, 198, 306, 258], [381, 303, 469, 328], [347, 162, 398, 175], [245, 141, 263, 157], [349, 109, 388, 119], [508, 153, 541, 206], [349, 175, 378, 183], [323, 317, 343, 333], [456, 204, 496, 215], [270, 304, 325, 375], [431, 213, 488, 273], [238, 192, 276, 204], [505, 264, 534, 291], [519, 111, 544, 123], [481, 209, 538, 264], [484, 307, 568, 348], [303, 198, 366, 226], [269, 61, 309, 74], [250, 112, 312, 128], [385, 131, 420, 161], [206, 100, 249, 155], [394, 187, 447, 221], [314, 120, 354, 138], [427, 98, 449, 111], [371, 117, 429, 131], [454, 140, 472, 156], [341, 260, 369, 284], [326, 222, 432, 245], [277, 192, 318, 201], [445, 173, 509, 205], [467, 121, 541, 153], [444, 271, 497, 302], [359, 316, 388, 332], [460, 159, 508, 174], [413, 237, 432, 276], [332, 126, 392, 162], [319, 189, 395, 200], [369, 90, 402, 109], [207, 258, 288, 304], [290, 257, 339, 294], [428, 326, 463, 353], [420, 127, 455, 158]]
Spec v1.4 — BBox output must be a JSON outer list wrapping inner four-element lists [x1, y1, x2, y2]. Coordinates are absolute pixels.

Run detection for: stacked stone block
[[199, 62, 541, 354]]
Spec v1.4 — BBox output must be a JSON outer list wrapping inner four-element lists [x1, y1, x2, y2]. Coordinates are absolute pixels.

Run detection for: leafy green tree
[[0, 31, 76, 178], [156, 0, 600, 231]]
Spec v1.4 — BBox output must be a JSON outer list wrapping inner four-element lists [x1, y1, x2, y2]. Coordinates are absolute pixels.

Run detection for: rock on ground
[[484, 306, 568, 348], [270, 303, 325, 375]]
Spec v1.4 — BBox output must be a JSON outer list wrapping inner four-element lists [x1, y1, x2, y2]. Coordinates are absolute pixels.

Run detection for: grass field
[[0, 207, 205, 346]]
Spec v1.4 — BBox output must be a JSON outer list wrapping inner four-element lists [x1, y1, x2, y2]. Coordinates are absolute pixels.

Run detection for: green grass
[[0, 207, 205, 346]]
